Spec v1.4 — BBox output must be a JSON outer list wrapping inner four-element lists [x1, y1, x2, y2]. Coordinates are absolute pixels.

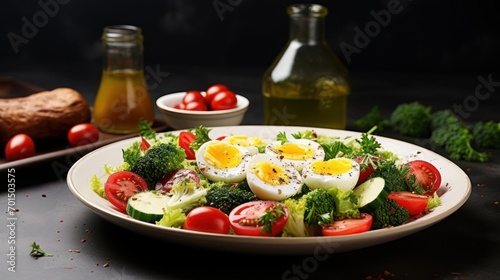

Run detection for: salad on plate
[[89, 122, 442, 237]]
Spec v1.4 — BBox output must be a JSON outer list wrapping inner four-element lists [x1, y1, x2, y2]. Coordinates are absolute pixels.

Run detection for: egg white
[[196, 140, 251, 183], [265, 138, 325, 172], [302, 158, 360, 191], [222, 135, 266, 155], [246, 153, 303, 201]]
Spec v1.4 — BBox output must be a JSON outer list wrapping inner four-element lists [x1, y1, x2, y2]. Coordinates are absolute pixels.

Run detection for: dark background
[[1, 0, 499, 125], [2, 0, 499, 72]]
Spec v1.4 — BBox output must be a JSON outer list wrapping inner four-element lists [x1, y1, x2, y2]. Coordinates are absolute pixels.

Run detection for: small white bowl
[[156, 91, 250, 130]]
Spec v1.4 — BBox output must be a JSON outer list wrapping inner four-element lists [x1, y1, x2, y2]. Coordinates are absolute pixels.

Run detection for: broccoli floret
[[282, 197, 316, 237], [430, 123, 463, 146], [389, 102, 432, 137], [445, 128, 489, 162], [369, 160, 409, 192], [156, 179, 207, 229], [354, 106, 389, 132], [303, 189, 337, 227], [130, 142, 186, 189], [430, 109, 460, 130], [428, 110, 489, 162], [328, 187, 360, 220], [165, 179, 207, 213], [472, 121, 500, 149], [371, 198, 410, 229], [204, 181, 259, 215], [156, 208, 186, 229], [122, 141, 142, 167]]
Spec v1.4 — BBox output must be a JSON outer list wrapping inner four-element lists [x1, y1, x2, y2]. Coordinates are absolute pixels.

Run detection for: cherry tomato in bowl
[[205, 84, 229, 104], [4, 133, 36, 161], [182, 90, 206, 106], [68, 123, 100, 147], [211, 90, 238, 111]]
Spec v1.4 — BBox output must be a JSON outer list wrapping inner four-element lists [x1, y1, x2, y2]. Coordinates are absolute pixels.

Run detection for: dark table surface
[[1, 64, 499, 280]]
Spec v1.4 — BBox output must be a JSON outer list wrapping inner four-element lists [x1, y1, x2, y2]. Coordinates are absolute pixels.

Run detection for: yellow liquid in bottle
[[263, 77, 350, 129], [93, 69, 154, 134]]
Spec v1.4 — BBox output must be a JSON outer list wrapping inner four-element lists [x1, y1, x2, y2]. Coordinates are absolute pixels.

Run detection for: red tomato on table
[[67, 123, 100, 147], [4, 133, 36, 161], [104, 171, 148, 213]]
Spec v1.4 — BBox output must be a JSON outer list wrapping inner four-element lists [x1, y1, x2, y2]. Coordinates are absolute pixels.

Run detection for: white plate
[[67, 125, 471, 255]]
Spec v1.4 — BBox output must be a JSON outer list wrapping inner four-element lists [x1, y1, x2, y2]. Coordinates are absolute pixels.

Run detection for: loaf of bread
[[0, 88, 92, 143]]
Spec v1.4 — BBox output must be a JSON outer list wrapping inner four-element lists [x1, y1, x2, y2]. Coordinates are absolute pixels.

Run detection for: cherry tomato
[[140, 136, 151, 151], [353, 156, 378, 186], [387, 191, 430, 216], [322, 213, 373, 236], [184, 206, 231, 234], [406, 160, 442, 195], [211, 90, 238, 111], [67, 123, 100, 147], [155, 168, 200, 192], [104, 171, 148, 213], [205, 84, 228, 104], [4, 134, 36, 161], [182, 90, 206, 105], [229, 200, 289, 237], [173, 103, 185, 110], [184, 101, 208, 111], [179, 131, 196, 160]]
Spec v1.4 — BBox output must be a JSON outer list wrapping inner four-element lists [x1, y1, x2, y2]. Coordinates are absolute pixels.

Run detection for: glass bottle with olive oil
[[93, 25, 155, 134], [263, 4, 350, 129]]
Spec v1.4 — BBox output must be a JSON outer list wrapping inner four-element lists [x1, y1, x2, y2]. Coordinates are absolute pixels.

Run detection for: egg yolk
[[252, 162, 289, 186], [226, 135, 265, 147], [203, 142, 242, 169], [275, 143, 315, 160], [311, 158, 352, 175]]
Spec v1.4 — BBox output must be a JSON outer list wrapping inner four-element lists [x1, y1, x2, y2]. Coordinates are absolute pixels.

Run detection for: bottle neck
[[101, 25, 144, 72], [289, 16, 326, 44]]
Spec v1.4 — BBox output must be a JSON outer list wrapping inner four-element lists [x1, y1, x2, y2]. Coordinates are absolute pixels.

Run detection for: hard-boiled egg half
[[246, 153, 303, 201], [222, 135, 266, 155], [196, 140, 251, 183], [301, 158, 360, 191], [265, 139, 325, 172]]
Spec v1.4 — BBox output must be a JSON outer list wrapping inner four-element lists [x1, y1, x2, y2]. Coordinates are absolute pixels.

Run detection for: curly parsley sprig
[[259, 203, 286, 235]]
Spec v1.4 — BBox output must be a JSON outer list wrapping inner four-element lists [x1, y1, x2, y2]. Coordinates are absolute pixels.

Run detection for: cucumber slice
[[353, 177, 389, 213], [126, 191, 170, 223]]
